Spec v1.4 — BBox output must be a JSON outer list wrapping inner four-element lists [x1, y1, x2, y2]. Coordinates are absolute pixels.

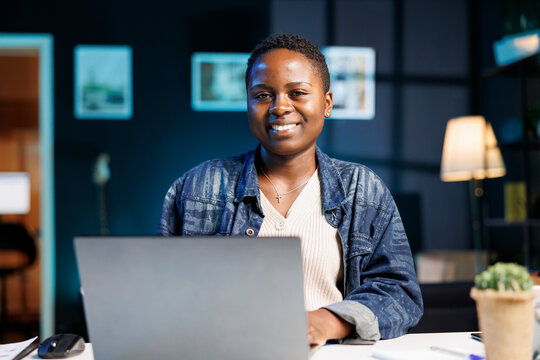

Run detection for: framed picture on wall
[[191, 52, 249, 111], [74, 45, 133, 119], [323, 46, 375, 120]]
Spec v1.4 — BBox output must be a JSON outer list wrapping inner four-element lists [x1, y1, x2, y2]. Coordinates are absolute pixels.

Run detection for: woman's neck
[[257, 145, 318, 216], [258, 145, 317, 182]]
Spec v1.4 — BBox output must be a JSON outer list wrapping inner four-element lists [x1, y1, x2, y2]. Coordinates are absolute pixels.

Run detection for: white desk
[[313, 332, 484, 359], [23, 332, 484, 359]]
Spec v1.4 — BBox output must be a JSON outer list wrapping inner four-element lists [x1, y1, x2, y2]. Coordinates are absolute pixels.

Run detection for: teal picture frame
[[191, 52, 249, 111], [74, 45, 133, 119]]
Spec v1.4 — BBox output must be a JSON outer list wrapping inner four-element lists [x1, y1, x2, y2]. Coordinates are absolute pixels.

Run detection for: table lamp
[[440, 116, 506, 272]]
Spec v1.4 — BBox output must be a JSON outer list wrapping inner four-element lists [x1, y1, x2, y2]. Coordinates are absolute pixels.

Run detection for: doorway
[[0, 34, 54, 340]]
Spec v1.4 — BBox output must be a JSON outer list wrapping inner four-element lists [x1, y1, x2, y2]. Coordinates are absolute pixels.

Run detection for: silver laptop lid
[[75, 237, 309, 360]]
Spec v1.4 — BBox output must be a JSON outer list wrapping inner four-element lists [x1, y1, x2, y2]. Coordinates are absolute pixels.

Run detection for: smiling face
[[247, 49, 332, 158]]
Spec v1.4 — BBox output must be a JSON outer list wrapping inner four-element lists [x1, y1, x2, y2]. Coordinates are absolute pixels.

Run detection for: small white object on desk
[[430, 346, 484, 359], [0, 337, 37, 360]]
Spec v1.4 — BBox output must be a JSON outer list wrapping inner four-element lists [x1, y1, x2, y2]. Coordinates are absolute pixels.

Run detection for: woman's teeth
[[271, 124, 297, 131]]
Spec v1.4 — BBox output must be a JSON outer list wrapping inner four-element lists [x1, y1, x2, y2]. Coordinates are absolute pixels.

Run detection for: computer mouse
[[38, 333, 85, 358]]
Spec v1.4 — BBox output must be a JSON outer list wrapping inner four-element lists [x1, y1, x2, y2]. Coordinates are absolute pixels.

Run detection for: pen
[[430, 346, 485, 360], [470, 332, 483, 343], [470, 335, 483, 343]]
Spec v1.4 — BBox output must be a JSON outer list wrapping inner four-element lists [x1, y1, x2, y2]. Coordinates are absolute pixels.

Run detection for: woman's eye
[[291, 90, 307, 97], [255, 93, 271, 100]]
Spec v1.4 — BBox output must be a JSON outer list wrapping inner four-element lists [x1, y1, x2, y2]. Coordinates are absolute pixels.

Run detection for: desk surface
[[23, 332, 484, 360]]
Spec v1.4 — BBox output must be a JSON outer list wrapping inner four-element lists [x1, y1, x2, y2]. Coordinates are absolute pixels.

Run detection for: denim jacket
[[158, 146, 423, 342]]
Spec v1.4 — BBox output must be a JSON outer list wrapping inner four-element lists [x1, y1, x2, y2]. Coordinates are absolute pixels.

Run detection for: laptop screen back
[[75, 236, 309, 360]]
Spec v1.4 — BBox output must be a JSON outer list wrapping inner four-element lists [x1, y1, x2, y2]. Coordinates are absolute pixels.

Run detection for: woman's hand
[[307, 309, 354, 348]]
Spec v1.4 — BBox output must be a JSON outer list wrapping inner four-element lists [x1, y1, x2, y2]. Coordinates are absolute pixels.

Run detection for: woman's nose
[[269, 94, 294, 116]]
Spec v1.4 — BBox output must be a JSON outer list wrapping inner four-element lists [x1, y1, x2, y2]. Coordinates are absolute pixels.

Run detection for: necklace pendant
[[276, 194, 282, 203]]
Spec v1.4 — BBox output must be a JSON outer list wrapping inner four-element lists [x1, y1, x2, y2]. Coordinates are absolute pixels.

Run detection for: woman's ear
[[324, 90, 333, 118]]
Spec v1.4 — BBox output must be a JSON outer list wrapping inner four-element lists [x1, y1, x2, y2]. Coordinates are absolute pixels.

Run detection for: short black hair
[[245, 33, 330, 93]]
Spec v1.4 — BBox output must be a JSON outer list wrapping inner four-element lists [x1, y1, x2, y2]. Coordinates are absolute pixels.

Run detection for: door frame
[[0, 33, 55, 339]]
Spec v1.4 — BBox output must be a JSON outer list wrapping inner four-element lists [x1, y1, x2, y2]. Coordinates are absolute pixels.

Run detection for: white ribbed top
[[258, 170, 344, 311]]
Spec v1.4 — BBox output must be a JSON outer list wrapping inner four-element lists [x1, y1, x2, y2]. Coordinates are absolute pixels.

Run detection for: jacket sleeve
[[156, 176, 185, 236], [324, 196, 423, 343]]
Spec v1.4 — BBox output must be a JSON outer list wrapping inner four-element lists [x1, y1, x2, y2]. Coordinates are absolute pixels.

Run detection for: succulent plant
[[475, 262, 534, 292]]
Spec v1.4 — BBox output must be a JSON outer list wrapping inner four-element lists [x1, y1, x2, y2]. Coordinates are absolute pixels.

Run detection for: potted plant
[[471, 262, 536, 360]]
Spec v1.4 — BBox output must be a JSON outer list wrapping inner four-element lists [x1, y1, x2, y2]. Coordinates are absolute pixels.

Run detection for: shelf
[[485, 218, 540, 227], [482, 50, 540, 269], [499, 140, 540, 151], [483, 54, 540, 78]]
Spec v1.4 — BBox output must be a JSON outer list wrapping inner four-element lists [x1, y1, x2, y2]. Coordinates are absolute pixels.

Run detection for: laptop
[[75, 236, 310, 360]]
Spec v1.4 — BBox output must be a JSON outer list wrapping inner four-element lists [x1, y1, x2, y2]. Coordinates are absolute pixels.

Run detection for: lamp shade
[[0, 172, 31, 214], [440, 116, 506, 182]]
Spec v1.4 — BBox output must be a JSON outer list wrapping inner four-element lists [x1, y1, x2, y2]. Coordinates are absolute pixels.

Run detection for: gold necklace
[[259, 166, 315, 203]]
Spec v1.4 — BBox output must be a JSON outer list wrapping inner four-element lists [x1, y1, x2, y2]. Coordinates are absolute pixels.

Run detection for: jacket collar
[[234, 145, 347, 212], [315, 146, 347, 212], [234, 146, 260, 204]]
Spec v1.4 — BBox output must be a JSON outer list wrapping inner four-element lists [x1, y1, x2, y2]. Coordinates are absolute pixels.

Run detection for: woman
[[158, 33, 423, 347]]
